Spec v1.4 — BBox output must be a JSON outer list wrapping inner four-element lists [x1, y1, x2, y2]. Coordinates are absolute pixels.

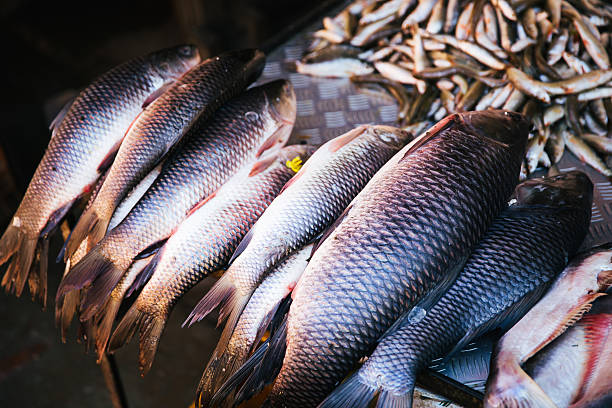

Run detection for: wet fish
[[257, 110, 529, 408], [57, 78, 293, 315], [184, 125, 414, 356], [320, 171, 594, 408], [199, 245, 312, 407], [485, 243, 612, 408], [106, 145, 314, 376], [0, 45, 200, 306], [62, 48, 266, 261]]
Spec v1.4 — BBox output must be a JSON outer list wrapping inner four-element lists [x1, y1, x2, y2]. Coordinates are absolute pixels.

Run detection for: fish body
[[0, 45, 200, 305], [264, 110, 529, 407], [320, 171, 594, 408], [485, 243, 612, 408], [57, 78, 293, 313], [185, 125, 415, 350], [63, 49, 266, 260], [108, 145, 314, 376]]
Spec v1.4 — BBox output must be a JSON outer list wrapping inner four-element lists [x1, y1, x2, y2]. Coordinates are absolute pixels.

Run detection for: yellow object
[[286, 156, 303, 173]]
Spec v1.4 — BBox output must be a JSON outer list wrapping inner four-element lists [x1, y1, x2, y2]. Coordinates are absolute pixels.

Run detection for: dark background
[[0, 1, 323, 406]]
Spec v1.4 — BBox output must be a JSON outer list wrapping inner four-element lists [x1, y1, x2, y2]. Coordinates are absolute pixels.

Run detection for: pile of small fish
[[1, 41, 610, 408], [296, 0, 612, 179]]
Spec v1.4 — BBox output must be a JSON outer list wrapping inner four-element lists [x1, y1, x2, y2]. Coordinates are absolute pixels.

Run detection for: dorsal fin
[[141, 82, 173, 109], [400, 113, 458, 162], [185, 191, 217, 218], [49, 96, 76, 138], [228, 224, 257, 265], [327, 125, 367, 153]]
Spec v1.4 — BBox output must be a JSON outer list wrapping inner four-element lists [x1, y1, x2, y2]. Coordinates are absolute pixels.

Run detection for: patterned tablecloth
[[257, 15, 612, 252]]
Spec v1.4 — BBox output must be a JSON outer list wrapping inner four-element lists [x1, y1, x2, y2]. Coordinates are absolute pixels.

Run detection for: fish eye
[[179, 46, 194, 57]]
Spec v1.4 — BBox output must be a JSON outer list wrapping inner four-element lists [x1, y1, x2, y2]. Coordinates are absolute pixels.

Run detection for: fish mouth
[[265, 80, 297, 126], [459, 109, 531, 148], [514, 170, 594, 209]]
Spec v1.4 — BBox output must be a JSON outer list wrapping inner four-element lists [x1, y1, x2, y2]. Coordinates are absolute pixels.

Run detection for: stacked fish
[[0, 40, 607, 408], [296, 0, 612, 179]]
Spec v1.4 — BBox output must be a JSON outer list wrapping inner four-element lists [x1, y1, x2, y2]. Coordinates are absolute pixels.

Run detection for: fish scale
[[61, 79, 295, 320], [346, 199, 590, 406], [0, 45, 200, 305], [107, 145, 314, 376], [265, 111, 529, 407], [61, 49, 266, 264]]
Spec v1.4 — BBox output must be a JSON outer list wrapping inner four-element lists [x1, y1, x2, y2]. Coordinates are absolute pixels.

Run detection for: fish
[[319, 171, 594, 408], [252, 110, 529, 408], [106, 145, 315, 376], [484, 243, 612, 408], [56, 78, 293, 315], [0, 45, 200, 306], [522, 303, 612, 408], [199, 245, 313, 407], [62, 48, 266, 261], [562, 128, 612, 178], [184, 125, 414, 355]]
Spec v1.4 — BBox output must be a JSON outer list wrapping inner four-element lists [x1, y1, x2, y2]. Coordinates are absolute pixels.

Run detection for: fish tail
[[56, 245, 122, 301], [183, 273, 237, 327], [318, 372, 379, 408], [64, 206, 108, 261], [108, 302, 166, 376], [79, 263, 130, 322], [376, 389, 413, 408], [196, 345, 249, 408], [27, 237, 49, 307], [55, 289, 82, 343], [0, 224, 38, 299], [484, 361, 556, 408], [93, 296, 123, 361]]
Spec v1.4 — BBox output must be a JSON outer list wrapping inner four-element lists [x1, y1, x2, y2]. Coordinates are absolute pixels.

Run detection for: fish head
[[227, 48, 266, 83], [514, 170, 593, 210], [368, 125, 414, 150], [152, 44, 201, 80], [459, 109, 530, 152], [276, 144, 318, 168], [264, 80, 297, 126]]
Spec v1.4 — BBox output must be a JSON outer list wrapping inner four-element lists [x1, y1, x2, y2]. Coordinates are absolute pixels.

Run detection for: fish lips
[[514, 170, 594, 210]]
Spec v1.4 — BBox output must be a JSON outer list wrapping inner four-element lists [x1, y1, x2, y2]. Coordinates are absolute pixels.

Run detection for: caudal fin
[[183, 273, 237, 327], [27, 238, 49, 307], [63, 206, 109, 261], [484, 360, 556, 408], [1, 225, 38, 299], [197, 344, 249, 408], [108, 303, 167, 376], [56, 245, 125, 302], [92, 296, 123, 361], [318, 372, 379, 408]]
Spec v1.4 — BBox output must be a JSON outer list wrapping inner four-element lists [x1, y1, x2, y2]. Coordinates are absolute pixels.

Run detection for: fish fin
[[256, 125, 290, 158], [27, 237, 49, 307], [49, 96, 76, 137], [376, 389, 412, 408], [55, 288, 82, 343], [142, 82, 173, 109], [484, 360, 556, 408], [185, 192, 217, 218], [400, 114, 458, 162], [236, 316, 288, 406], [228, 227, 256, 265], [126, 254, 159, 298], [78, 258, 130, 322], [41, 200, 75, 238], [318, 372, 378, 408], [277, 170, 304, 195], [0, 226, 38, 299], [327, 125, 367, 153], [249, 156, 277, 177], [209, 337, 271, 408], [63, 206, 108, 261], [108, 302, 167, 376], [215, 292, 251, 354], [93, 296, 122, 361], [57, 245, 118, 299], [196, 342, 250, 408], [310, 205, 353, 260], [524, 291, 606, 361], [183, 273, 237, 327], [96, 139, 123, 173]]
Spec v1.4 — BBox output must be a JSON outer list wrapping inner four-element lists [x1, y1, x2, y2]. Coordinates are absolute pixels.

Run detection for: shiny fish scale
[[90, 52, 262, 225], [98, 87, 280, 267], [134, 163, 298, 317], [16, 56, 169, 235], [230, 134, 403, 293], [359, 207, 589, 395], [271, 129, 522, 407]]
